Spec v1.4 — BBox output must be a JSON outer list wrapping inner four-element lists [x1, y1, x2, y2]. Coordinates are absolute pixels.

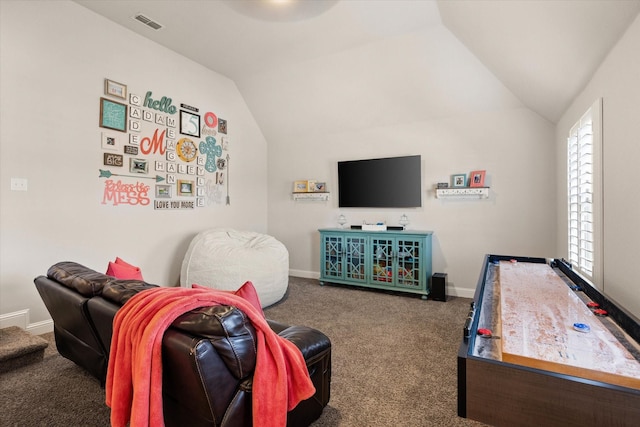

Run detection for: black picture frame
[[180, 110, 200, 138]]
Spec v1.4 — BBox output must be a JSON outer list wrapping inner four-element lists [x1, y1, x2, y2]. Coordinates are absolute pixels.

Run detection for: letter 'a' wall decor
[[98, 79, 230, 210]]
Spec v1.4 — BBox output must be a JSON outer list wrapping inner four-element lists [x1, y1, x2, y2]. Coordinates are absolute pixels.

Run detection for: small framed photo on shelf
[[452, 174, 467, 187], [469, 170, 486, 187], [311, 182, 326, 192], [104, 79, 127, 100], [293, 181, 308, 193]]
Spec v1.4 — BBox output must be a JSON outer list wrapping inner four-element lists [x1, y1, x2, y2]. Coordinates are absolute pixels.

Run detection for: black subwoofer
[[431, 273, 447, 302]]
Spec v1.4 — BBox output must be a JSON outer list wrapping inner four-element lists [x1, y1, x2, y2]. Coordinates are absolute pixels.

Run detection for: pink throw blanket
[[105, 283, 315, 427]]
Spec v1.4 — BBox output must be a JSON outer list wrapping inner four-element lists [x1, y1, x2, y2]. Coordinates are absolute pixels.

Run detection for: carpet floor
[[0, 277, 488, 426]]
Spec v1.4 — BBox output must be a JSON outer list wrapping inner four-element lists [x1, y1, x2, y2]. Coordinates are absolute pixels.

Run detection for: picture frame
[[129, 158, 149, 174], [180, 110, 201, 138], [101, 132, 120, 151], [103, 152, 123, 167], [311, 182, 326, 192], [104, 79, 127, 100], [178, 180, 194, 196], [155, 185, 172, 198], [124, 145, 139, 155], [452, 174, 467, 188], [469, 170, 486, 187], [293, 180, 308, 193], [99, 97, 127, 132], [218, 118, 227, 134]]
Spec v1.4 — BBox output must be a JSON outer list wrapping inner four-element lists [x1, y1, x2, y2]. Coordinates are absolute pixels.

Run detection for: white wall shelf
[[435, 187, 489, 199], [292, 192, 330, 201]]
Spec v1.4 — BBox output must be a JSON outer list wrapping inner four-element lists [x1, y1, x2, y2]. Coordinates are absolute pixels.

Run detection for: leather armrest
[[277, 326, 331, 361]]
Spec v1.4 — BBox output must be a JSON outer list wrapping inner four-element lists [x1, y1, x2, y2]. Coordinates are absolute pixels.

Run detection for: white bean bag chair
[[180, 228, 289, 307]]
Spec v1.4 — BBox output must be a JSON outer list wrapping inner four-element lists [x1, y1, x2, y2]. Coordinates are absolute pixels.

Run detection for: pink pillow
[[114, 257, 139, 270], [106, 259, 143, 280], [193, 281, 263, 316]]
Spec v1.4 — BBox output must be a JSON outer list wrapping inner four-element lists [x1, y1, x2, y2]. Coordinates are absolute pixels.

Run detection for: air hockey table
[[458, 255, 640, 426]]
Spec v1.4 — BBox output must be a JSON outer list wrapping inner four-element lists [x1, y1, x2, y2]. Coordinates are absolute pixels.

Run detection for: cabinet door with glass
[[370, 235, 425, 291], [370, 236, 394, 285], [320, 233, 367, 284], [344, 234, 367, 282], [321, 233, 344, 281], [395, 237, 423, 292]]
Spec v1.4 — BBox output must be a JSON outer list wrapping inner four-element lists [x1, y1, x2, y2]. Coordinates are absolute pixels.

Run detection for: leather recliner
[[34, 261, 331, 426]]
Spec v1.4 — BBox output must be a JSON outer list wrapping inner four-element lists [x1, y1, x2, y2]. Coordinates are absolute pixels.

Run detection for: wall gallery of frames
[[99, 78, 230, 210]]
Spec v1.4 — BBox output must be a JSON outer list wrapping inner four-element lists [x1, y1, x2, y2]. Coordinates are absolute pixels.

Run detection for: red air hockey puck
[[477, 328, 493, 337], [586, 302, 599, 308], [593, 309, 608, 316]]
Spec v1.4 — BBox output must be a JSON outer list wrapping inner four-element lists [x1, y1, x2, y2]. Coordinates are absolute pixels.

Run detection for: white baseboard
[[289, 269, 476, 299], [448, 287, 475, 299], [0, 310, 54, 335], [28, 320, 54, 335], [289, 269, 320, 280], [0, 309, 29, 329]]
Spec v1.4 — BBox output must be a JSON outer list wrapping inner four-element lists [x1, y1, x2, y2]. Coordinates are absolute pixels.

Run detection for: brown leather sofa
[[34, 261, 331, 427]]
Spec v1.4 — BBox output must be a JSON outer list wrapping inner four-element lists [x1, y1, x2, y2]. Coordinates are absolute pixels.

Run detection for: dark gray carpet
[[0, 338, 110, 426], [0, 277, 487, 426], [268, 278, 487, 427]]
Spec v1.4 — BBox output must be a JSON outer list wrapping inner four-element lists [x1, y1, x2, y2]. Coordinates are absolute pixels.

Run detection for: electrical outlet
[[10, 178, 28, 191]]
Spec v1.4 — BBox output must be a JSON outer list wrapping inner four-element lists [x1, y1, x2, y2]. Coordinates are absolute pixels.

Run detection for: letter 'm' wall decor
[[99, 78, 230, 210]]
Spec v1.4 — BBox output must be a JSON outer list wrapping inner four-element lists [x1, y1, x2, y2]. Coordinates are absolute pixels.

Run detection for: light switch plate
[[10, 178, 28, 191]]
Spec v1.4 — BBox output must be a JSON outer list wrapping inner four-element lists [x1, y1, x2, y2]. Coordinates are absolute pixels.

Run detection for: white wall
[[241, 25, 557, 296], [0, 1, 268, 327], [556, 14, 640, 319], [3, 1, 591, 329]]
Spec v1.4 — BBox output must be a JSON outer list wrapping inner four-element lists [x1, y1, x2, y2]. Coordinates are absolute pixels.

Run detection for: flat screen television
[[338, 155, 422, 208]]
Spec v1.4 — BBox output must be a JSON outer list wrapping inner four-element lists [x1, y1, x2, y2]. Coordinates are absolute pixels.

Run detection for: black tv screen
[[338, 155, 422, 208]]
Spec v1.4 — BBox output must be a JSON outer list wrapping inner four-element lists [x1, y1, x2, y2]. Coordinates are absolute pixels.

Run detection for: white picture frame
[[101, 132, 120, 151]]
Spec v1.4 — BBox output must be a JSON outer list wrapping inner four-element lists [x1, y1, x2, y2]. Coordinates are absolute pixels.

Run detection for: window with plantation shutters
[[567, 99, 602, 285]]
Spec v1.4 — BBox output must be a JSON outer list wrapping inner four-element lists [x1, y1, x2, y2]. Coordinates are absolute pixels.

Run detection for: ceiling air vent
[[133, 13, 163, 30]]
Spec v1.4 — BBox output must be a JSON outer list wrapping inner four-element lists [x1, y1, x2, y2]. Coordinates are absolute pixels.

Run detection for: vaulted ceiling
[[74, 0, 640, 124]]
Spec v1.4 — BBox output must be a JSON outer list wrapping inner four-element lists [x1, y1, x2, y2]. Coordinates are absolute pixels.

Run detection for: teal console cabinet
[[319, 228, 433, 299]]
